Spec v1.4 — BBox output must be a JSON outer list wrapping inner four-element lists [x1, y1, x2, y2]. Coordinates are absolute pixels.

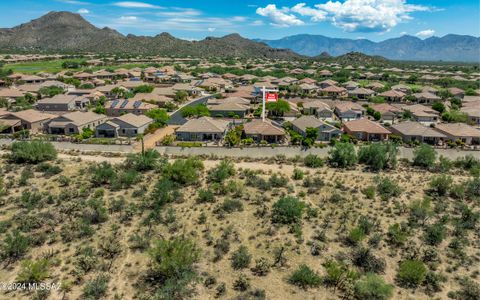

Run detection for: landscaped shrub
[[231, 246, 252, 270], [412, 144, 437, 169], [304, 154, 324, 168], [271, 196, 305, 224], [376, 177, 402, 201], [396, 260, 427, 288], [358, 142, 398, 171], [288, 264, 321, 289], [10, 140, 57, 164], [354, 273, 394, 300], [328, 142, 357, 168]]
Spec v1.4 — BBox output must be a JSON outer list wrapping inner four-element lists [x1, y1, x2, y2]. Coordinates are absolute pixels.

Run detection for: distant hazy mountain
[[257, 34, 480, 62], [0, 11, 301, 59]]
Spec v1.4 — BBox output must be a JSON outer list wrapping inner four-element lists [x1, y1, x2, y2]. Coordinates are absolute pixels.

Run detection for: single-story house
[[302, 100, 335, 121], [413, 92, 441, 104], [105, 99, 157, 117], [434, 123, 480, 145], [320, 86, 347, 98], [348, 87, 375, 100], [95, 113, 153, 138], [389, 121, 446, 144], [406, 104, 440, 126], [46, 111, 108, 135], [370, 103, 403, 124], [378, 90, 406, 102], [243, 119, 286, 143], [291, 115, 342, 141], [36, 94, 89, 111], [175, 116, 230, 141], [334, 102, 364, 122], [0, 109, 56, 133], [343, 119, 390, 141]]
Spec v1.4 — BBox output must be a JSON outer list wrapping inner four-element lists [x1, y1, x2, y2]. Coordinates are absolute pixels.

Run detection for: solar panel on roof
[[133, 101, 142, 109], [120, 99, 129, 109], [110, 99, 119, 108]]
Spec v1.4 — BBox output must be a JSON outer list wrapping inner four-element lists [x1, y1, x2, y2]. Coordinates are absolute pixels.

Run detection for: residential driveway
[[134, 125, 178, 151], [167, 94, 213, 125]]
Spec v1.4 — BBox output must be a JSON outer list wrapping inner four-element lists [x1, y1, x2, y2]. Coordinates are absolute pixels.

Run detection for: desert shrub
[[328, 142, 357, 168], [387, 223, 409, 246], [450, 277, 480, 300], [292, 168, 305, 180], [396, 260, 427, 288], [354, 273, 394, 300], [455, 204, 479, 231], [90, 162, 116, 186], [197, 189, 215, 203], [1, 230, 30, 261], [10, 140, 57, 164], [111, 169, 139, 190], [424, 222, 446, 246], [322, 260, 358, 289], [148, 237, 200, 293], [231, 246, 252, 270], [83, 198, 108, 224], [271, 196, 305, 224], [352, 247, 386, 274], [413, 144, 437, 169], [424, 271, 446, 294], [82, 274, 110, 300], [358, 142, 398, 171], [149, 178, 181, 210], [288, 264, 321, 289], [20, 190, 42, 210], [429, 175, 453, 196], [124, 149, 161, 171], [376, 177, 402, 201], [347, 227, 366, 245], [162, 157, 204, 185], [233, 274, 250, 291], [304, 154, 324, 168], [251, 258, 270, 276], [218, 199, 243, 214], [269, 173, 289, 187], [409, 198, 432, 226], [16, 259, 49, 283], [208, 159, 235, 183], [358, 216, 376, 235], [465, 176, 480, 200], [362, 186, 376, 199], [35, 162, 62, 177]]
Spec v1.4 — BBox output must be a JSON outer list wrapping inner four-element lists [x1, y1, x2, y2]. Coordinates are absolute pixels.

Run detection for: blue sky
[[0, 0, 478, 41]]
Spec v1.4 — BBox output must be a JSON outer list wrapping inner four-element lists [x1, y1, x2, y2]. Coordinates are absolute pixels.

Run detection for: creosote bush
[[396, 260, 427, 288]]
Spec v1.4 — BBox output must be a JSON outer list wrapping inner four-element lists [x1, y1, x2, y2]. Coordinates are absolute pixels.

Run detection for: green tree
[[328, 142, 357, 168], [413, 144, 437, 169], [145, 108, 170, 126], [174, 90, 189, 102], [358, 142, 398, 171], [271, 196, 305, 224], [302, 127, 318, 147], [266, 99, 290, 117]]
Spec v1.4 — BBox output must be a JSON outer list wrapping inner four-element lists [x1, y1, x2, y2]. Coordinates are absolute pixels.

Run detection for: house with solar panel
[[95, 113, 154, 138], [104, 99, 157, 117]]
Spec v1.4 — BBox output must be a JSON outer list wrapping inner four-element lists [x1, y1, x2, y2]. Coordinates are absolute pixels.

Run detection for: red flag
[[266, 92, 278, 102]]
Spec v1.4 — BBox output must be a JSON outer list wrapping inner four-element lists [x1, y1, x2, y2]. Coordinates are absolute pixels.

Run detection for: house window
[[134, 130, 137, 134], [69, 128, 74, 133]]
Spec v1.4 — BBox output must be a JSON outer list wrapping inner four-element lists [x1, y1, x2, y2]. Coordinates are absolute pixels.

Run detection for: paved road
[[167, 94, 213, 125]]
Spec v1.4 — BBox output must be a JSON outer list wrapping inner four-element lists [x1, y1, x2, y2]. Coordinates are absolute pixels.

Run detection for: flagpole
[[262, 86, 266, 122]]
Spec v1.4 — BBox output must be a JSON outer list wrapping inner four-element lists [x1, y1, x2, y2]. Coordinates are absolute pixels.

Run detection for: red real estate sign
[[266, 92, 278, 102]]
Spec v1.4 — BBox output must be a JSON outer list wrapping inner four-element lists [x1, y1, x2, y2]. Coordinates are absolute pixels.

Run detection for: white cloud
[[256, 1, 433, 32], [415, 29, 435, 38], [252, 20, 264, 26], [400, 31, 408, 36], [315, 0, 431, 32], [57, 0, 90, 4], [118, 15, 138, 23], [208, 27, 216, 32], [256, 4, 304, 27], [113, 2, 162, 9], [291, 3, 326, 22], [155, 8, 202, 17], [77, 8, 89, 14]]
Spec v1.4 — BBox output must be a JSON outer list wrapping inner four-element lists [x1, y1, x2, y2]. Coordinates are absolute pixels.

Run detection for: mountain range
[[0, 11, 300, 60], [257, 34, 480, 62], [0, 11, 478, 62]]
